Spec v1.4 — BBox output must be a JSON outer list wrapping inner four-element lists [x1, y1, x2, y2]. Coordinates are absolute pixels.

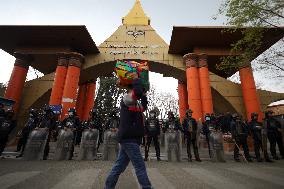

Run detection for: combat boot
[[194, 149, 202, 162]]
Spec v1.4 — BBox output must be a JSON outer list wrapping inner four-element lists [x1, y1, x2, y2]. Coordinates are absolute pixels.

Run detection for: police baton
[[234, 140, 248, 163]]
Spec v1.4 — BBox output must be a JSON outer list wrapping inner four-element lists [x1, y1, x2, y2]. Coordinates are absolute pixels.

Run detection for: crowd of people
[[0, 101, 284, 163], [142, 108, 284, 163]]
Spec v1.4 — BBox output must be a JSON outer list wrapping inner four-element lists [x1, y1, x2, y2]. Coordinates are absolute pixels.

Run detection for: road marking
[[0, 171, 41, 189], [183, 168, 248, 189], [51, 168, 101, 189], [228, 167, 284, 187], [132, 168, 175, 189]]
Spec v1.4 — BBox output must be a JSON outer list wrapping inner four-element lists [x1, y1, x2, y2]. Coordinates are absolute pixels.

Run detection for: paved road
[[1, 148, 284, 189]]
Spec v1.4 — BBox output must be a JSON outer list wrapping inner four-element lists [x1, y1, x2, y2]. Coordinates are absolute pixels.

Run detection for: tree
[[94, 74, 125, 126], [146, 84, 179, 119], [217, 0, 284, 78]]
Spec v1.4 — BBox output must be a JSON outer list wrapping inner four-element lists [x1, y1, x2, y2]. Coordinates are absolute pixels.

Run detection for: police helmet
[[68, 107, 76, 114], [232, 113, 239, 119], [251, 112, 258, 119], [186, 109, 193, 114]]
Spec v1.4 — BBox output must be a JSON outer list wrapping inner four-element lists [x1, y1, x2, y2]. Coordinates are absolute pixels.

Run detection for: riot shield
[[103, 130, 119, 161], [196, 119, 202, 148], [209, 131, 225, 162], [23, 128, 49, 160], [53, 129, 74, 160], [78, 129, 99, 160], [165, 130, 182, 162], [160, 132, 165, 147]]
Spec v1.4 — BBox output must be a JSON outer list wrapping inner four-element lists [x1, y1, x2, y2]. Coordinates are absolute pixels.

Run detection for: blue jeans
[[105, 142, 152, 189]]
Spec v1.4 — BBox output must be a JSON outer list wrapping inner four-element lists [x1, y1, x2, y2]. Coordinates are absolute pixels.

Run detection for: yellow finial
[[122, 0, 150, 25]]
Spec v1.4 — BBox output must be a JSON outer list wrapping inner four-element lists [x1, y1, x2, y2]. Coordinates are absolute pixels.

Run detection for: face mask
[[30, 113, 33, 117], [205, 117, 210, 121], [150, 113, 155, 118]]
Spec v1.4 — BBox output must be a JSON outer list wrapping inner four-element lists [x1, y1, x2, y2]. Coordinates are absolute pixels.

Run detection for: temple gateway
[[0, 0, 283, 129]]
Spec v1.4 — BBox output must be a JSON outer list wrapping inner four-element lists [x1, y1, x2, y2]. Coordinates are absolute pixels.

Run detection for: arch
[[211, 87, 238, 114], [80, 59, 186, 84]]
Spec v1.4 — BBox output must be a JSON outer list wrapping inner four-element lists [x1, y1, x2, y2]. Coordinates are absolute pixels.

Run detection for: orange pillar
[[61, 53, 83, 119], [5, 58, 29, 114], [49, 54, 68, 106], [239, 66, 263, 121], [82, 82, 96, 121], [76, 84, 87, 120], [178, 80, 188, 123], [183, 53, 203, 120], [198, 53, 213, 119]]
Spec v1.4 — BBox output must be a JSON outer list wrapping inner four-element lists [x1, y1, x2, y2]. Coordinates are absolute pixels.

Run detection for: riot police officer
[[144, 109, 161, 161], [230, 114, 252, 162], [17, 108, 39, 157], [62, 108, 81, 160], [0, 109, 16, 156], [248, 112, 270, 162], [264, 110, 284, 160], [164, 111, 182, 162], [86, 108, 103, 151], [202, 113, 213, 158], [182, 109, 201, 162], [38, 105, 56, 160]]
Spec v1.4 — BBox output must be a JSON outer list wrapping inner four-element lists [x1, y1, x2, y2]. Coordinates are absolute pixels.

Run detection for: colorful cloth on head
[[115, 60, 149, 90]]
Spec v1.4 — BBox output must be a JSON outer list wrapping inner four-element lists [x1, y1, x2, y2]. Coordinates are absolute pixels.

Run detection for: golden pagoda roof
[[122, 0, 150, 25]]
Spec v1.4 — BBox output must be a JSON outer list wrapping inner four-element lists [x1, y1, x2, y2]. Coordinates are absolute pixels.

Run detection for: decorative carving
[[183, 53, 198, 68], [13, 52, 31, 69], [198, 53, 208, 68], [14, 58, 29, 69], [68, 52, 84, 68], [57, 53, 69, 67]]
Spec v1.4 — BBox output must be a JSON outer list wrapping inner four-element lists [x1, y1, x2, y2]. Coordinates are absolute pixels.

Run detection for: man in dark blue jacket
[[105, 79, 152, 189], [144, 109, 161, 161], [182, 109, 201, 162], [230, 114, 252, 162]]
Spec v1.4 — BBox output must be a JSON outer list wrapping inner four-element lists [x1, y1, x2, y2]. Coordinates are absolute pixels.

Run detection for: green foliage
[[94, 74, 125, 125], [217, 0, 284, 72]]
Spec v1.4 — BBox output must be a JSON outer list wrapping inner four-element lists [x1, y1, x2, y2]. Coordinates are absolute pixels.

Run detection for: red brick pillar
[[198, 53, 213, 119], [183, 53, 202, 120], [239, 65, 263, 121], [178, 80, 188, 123], [76, 84, 87, 120], [5, 56, 29, 114], [61, 53, 83, 119], [82, 82, 96, 121], [49, 53, 68, 106]]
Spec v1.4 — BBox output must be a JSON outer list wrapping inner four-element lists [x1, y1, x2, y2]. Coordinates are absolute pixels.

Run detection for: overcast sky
[[0, 0, 283, 95]]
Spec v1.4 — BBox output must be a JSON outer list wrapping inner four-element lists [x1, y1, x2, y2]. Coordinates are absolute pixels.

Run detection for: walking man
[[105, 79, 152, 189]]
